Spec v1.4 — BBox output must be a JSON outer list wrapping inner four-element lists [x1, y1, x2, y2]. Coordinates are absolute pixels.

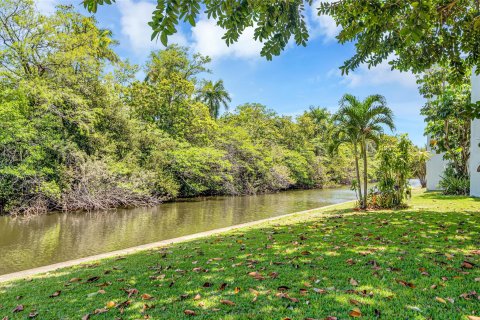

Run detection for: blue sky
[[37, 0, 426, 146]]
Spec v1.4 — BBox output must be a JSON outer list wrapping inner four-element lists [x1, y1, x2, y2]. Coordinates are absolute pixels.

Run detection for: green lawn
[[0, 191, 479, 320]]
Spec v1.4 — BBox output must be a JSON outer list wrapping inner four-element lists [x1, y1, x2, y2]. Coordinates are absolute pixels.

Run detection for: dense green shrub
[[0, 1, 378, 214], [369, 135, 413, 209], [439, 166, 470, 195]]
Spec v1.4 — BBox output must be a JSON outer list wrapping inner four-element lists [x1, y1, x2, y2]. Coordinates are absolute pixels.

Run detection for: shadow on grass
[[0, 205, 479, 320], [417, 190, 480, 201]]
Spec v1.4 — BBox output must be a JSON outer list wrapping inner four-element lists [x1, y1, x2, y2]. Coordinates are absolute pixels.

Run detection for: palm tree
[[331, 123, 363, 203], [412, 147, 430, 188], [197, 80, 231, 119], [334, 94, 395, 209]]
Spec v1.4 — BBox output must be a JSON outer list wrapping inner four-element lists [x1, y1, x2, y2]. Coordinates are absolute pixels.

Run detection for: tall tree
[[0, 0, 121, 213], [334, 94, 395, 209], [127, 46, 216, 145], [197, 80, 231, 119], [412, 147, 429, 189], [418, 67, 479, 180], [331, 121, 363, 205]]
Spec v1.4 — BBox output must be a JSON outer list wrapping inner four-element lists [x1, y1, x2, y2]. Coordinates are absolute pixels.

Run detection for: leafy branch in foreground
[[82, 0, 480, 77], [83, 0, 312, 60]]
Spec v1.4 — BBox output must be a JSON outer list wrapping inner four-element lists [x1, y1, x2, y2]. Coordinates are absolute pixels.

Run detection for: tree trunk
[[362, 140, 368, 209], [353, 143, 363, 207], [420, 178, 427, 188]]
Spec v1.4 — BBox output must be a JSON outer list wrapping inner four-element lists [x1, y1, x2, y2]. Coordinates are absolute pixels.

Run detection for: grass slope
[[0, 191, 479, 319]]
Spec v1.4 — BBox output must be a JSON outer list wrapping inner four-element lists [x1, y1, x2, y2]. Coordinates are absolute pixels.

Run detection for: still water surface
[[0, 188, 355, 275]]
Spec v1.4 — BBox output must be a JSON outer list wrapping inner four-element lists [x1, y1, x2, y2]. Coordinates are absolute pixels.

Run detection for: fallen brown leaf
[[461, 261, 475, 269], [93, 308, 108, 314], [349, 299, 362, 306], [184, 310, 196, 316], [218, 283, 227, 291], [86, 276, 100, 283], [248, 271, 265, 280], [395, 279, 415, 288], [141, 293, 154, 300], [435, 297, 446, 304], [49, 291, 61, 298], [249, 288, 259, 295], [220, 299, 235, 306], [12, 305, 23, 313], [123, 288, 139, 298], [313, 288, 327, 294], [349, 307, 362, 317]]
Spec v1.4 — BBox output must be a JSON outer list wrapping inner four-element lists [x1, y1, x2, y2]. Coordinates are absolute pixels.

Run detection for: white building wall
[[426, 136, 448, 191], [470, 70, 480, 197]]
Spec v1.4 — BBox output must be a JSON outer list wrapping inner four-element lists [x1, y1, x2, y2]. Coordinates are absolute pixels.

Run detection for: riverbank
[[0, 187, 356, 275], [0, 200, 355, 283], [0, 191, 479, 319], [1, 185, 350, 217]]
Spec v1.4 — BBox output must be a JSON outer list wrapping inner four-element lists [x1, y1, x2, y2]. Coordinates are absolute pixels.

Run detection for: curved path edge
[[0, 200, 354, 284]]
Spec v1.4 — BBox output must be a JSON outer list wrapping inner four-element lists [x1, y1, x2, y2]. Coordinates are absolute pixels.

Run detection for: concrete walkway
[[0, 200, 353, 283]]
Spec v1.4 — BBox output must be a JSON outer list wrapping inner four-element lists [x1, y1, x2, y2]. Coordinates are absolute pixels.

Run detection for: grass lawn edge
[[0, 199, 356, 284]]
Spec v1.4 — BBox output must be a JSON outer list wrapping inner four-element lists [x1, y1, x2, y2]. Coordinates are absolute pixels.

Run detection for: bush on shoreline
[[0, 1, 365, 215]]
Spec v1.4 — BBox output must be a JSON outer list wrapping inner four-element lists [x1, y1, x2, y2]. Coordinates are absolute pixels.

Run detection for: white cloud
[[308, 0, 340, 41], [191, 17, 262, 60], [117, 0, 187, 54], [35, 0, 57, 15], [332, 59, 418, 88]]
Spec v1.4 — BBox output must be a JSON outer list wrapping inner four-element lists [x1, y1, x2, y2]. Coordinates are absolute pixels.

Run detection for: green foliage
[[83, 0, 479, 77], [411, 147, 430, 188], [0, 1, 365, 215], [418, 66, 479, 182], [2, 191, 480, 319], [197, 79, 231, 119], [439, 166, 470, 196], [333, 94, 395, 209], [168, 146, 231, 196], [370, 135, 413, 209], [319, 0, 480, 79]]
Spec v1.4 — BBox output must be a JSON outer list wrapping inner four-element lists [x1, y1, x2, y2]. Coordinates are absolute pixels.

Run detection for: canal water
[[0, 188, 356, 275]]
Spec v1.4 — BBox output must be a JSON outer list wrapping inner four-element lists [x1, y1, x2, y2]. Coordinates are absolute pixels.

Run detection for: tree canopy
[[1, 0, 375, 214], [83, 0, 480, 77]]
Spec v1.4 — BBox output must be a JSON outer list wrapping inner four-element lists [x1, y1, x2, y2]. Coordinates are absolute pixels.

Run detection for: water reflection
[[0, 188, 355, 275]]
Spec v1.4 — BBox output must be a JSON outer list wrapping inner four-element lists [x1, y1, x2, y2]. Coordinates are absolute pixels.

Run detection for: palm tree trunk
[[353, 143, 363, 206], [362, 140, 368, 209]]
